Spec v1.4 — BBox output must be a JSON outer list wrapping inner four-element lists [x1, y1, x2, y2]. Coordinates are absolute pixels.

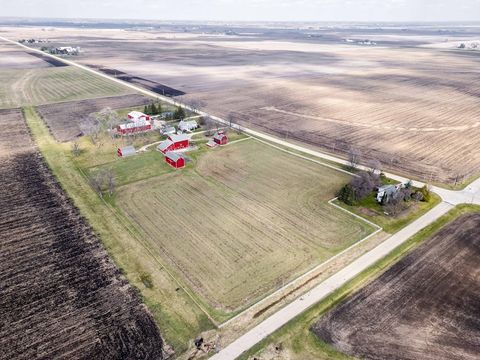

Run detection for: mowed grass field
[[0, 66, 132, 108], [116, 140, 374, 311]]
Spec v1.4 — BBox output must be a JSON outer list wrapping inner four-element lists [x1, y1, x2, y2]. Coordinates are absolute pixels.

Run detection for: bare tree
[[80, 115, 101, 145], [367, 159, 382, 175], [351, 171, 380, 200], [105, 170, 116, 196], [204, 116, 217, 136], [348, 147, 361, 169], [96, 107, 119, 140], [89, 173, 104, 198], [71, 141, 81, 157], [227, 112, 236, 128]]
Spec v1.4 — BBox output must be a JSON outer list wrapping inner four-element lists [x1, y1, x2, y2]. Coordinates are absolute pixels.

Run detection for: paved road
[[210, 202, 455, 360], [4, 37, 478, 360]]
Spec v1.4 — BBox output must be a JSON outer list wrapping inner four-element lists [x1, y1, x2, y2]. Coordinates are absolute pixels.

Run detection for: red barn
[[127, 111, 150, 122], [117, 120, 152, 135], [213, 132, 228, 145], [165, 152, 185, 169], [157, 134, 190, 153]]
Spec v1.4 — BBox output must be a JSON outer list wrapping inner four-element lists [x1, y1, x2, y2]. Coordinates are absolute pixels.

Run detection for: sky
[[1, 0, 480, 22]]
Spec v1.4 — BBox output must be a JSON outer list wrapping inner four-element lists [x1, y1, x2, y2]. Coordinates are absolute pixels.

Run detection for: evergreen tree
[[143, 105, 149, 115], [174, 106, 186, 120], [151, 103, 157, 115]]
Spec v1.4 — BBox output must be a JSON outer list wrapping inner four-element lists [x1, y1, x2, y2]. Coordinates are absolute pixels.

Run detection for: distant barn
[[165, 152, 185, 169], [214, 132, 228, 146]]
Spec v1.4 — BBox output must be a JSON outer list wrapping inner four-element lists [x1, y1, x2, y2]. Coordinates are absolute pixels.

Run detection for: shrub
[[420, 185, 431, 202], [139, 272, 154, 289], [338, 184, 356, 205]]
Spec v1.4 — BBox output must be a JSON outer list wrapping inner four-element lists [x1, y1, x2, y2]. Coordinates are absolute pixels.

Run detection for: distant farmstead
[[117, 145, 136, 157], [164, 152, 185, 168], [157, 134, 190, 153]]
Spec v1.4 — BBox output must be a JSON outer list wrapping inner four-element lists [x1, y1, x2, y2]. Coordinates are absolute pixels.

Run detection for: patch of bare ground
[[0, 108, 163, 359], [36, 94, 151, 142], [313, 213, 480, 360]]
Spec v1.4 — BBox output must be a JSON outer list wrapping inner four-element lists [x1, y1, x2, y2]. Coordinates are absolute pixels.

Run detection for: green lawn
[[239, 204, 480, 360], [334, 191, 441, 234]]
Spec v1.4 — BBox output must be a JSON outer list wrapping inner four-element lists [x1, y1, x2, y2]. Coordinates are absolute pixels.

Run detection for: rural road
[[210, 202, 455, 360], [3, 36, 479, 360]]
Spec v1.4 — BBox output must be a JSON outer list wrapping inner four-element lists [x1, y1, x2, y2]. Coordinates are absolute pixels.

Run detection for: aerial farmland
[[0, 17, 479, 360], [3, 24, 480, 185]]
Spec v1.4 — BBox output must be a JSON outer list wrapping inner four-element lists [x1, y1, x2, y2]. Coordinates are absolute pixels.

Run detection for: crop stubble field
[[3, 25, 480, 184], [0, 108, 163, 359], [117, 140, 373, 311], [313, 213, 480, 360]]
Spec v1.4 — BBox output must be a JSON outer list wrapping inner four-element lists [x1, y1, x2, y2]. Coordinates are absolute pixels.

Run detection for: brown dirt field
[[36, 94, 151, 142], [0, 108, 163, 359], [5, 25, 479, 184], [313, 213, 480, 360], [0, 41, 55, 69]]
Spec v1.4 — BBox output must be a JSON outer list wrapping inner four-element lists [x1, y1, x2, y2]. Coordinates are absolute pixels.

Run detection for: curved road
[[3, 36, 479, 360]]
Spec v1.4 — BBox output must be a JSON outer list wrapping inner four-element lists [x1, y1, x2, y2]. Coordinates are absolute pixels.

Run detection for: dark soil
[[0, 108, 163, 360], [89, 66, 185, 97], [313, 213, 480, 360], [26, 51, 69, 67]]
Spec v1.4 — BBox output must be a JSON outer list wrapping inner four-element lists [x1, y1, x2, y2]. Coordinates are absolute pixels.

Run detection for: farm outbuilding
[[127, 111, 150, 122], [157, 134, 190, 153], [117, 145, 136, 157], [213, 132, 228, 145], [164, 152, 186, 168], [117, 120, 152, 135]]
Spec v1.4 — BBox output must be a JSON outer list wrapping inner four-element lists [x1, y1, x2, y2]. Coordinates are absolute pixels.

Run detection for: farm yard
[[0, 65, 133, 109], [36, 93, 151, 141], [313, 212, 480, 360], [116, 140, 374, 311], [0, 108, 163, 359], [5, 24, 480, 184]]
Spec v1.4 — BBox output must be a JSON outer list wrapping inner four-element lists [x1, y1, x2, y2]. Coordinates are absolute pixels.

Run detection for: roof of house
[[157, 140, 174, 151], [160, 126, 176, 134], [168, 133, 190, 143], [179, 120, 198, 126], [378, 184, 399, 195], [119, 119, 150, 130], [165, 151, 185, 162]]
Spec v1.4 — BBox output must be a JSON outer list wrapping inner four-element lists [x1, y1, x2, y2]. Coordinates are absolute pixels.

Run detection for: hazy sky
[[1, 0, 480, 22]]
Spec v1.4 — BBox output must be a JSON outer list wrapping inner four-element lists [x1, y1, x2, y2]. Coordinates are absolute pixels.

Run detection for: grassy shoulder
[[23, 106, 215, 354], [333, 191, 442, 234], [238, 204, 480, 360]]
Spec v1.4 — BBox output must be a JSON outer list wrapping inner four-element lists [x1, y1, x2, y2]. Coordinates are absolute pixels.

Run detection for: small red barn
[[165, 152, 185, 169], [213, 132, 228, 145]]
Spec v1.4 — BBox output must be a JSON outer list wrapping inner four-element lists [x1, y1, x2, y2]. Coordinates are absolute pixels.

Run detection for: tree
[[143, 105, 149, 115], [80, 115, 101, 145], [367, 159, 381, 175], [155, 102, 162, 114], [150, 103, 157, 115], [385, 196, 404, 217], [227, 112, 236, 128], [420, 185, 431, 202], [348, 147, 361, 169], [105, 170, 116, 196], [71, 141, 81, 157], [351, 171, 380, 200], [89, 172, 104, 198], [338, 184, 356, 205], [174, 106, 186, 120]]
